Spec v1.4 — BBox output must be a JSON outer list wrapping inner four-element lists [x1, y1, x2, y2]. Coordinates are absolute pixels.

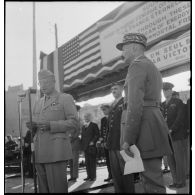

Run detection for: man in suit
[[81, 113, 99, 181], [26, 69, 79, 193], [99, 104, 112, 182], [106, 82, 135, 193], [116, 33, 172, 193], [161, 82, 186, 188], [184, 78, 190, 179], [23, 129, 33, 178]]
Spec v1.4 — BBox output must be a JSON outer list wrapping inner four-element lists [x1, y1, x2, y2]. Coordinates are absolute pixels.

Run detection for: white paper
[[120, 145, 144, 175]]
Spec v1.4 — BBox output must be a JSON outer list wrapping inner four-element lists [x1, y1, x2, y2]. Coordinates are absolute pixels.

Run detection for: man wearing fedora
[[116, 33, 173, 193], [26, 69, 79, 193]]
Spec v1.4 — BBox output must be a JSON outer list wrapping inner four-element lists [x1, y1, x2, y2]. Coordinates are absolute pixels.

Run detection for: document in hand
[[120, 145, 144, 175]]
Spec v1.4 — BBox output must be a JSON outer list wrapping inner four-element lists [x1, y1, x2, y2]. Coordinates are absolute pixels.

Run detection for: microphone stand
[[27, 88, 37, 193], [17, 96, 25, 193]]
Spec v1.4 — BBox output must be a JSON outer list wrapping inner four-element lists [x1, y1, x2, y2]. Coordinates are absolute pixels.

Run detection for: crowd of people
[[6, 32, 190, 193]]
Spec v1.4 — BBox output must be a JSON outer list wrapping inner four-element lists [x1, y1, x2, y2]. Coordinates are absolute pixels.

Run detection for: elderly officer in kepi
[[116, 33, 173, 193], [26, 69, 79, 193]]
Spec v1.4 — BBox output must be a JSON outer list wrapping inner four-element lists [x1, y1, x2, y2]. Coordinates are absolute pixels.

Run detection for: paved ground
[[5, 166, 190, 193]]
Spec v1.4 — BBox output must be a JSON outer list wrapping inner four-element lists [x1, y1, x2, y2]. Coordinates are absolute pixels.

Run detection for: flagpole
[[33, 1, 37, 89], [32, 2, 38, 193], [54, 23, 60, 92]]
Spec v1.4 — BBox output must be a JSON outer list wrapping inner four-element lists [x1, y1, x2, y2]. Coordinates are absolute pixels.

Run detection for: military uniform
[[32, 70, 79, 193], [161, 95, 186, 186], [106, 97, 135, 193], [117, 33, 172, 193], [100, 116, 112, 179]]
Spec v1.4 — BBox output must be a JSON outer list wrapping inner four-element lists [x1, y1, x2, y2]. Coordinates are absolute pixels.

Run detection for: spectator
[[161, 82, 186, 188], [5, 135, 17, 151], [106, 82, 135, 193], [99, 104, 112, 182], [81, 113, 99, 181], [23, 129, 33, 178]]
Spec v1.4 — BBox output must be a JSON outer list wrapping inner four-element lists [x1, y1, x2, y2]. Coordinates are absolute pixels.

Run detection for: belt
[[122, 101, 160, 110], [143, 101, 160, 107]]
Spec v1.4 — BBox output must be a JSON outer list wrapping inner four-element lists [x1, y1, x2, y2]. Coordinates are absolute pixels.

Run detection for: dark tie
[[45, 96, 50, 103]]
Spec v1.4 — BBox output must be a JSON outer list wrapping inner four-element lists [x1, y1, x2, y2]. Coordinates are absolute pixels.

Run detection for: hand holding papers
[[120, 145, 144, 175]]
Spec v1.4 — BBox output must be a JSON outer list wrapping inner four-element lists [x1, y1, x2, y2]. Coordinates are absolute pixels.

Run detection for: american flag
[[62, 24, 102, 87]]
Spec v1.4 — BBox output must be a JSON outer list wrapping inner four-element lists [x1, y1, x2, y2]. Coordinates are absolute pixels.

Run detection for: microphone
[[29, 88, 37, 94], [17, 91, 26, 98]]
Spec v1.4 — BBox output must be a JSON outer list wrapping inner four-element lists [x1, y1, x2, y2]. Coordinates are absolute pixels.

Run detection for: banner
[[100, 1, 191, 64], [145, 31, 190, 71]]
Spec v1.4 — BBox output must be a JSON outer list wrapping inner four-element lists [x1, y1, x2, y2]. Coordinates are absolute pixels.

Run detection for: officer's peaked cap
[[111, 81, 123, 87], [162, 82, 174, 91], [38, 69, 55, 80], [116, 33, 147, 51]]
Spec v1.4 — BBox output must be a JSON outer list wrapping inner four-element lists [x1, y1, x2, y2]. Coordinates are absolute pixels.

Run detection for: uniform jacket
[[161, 97, 187, 140], [100, 116, 109, 142], [81, 122, 99, 151], [123, 55, 172, 159], [32, 91, 79, 163], [106, 97, 124, 150], [187, 98, 191, 132]]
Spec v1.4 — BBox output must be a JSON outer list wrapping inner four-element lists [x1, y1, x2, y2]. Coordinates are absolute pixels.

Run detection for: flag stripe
[[79, 25, 97, 39], [80, 39, 99, 52], [64, 45, 100, 73], [80, 32, 99, 46], [64, 59, 102, 80], [64, 52, 101, 75], [63, 45, 100, 70], [61, 23, 102, 87], [63, 59, 124, 88]]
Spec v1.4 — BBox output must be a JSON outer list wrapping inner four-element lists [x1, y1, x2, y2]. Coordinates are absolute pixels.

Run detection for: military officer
[[116, 33, 173, 193], [161, 82, 186, 188], [99, 104, 112, 182], [26, 69, 79, 193], [106, 82, 135, 193]]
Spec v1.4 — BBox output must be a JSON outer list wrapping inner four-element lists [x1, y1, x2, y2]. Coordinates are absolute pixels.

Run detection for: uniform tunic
[[32, 91, 79, 193], [122, 55, 173, 193]]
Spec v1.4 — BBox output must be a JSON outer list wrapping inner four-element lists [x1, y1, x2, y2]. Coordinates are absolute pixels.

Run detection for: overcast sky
[[5, 2, 124, 90], [5, 2, 190, 105]]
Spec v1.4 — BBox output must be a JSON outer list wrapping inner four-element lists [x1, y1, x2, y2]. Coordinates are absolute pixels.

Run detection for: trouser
[[70, 150, 79, 179], [109, 150, 134, 193], [104, 147, 112, 178], [167, 139, 186, 185], [35, 161, 68, 193], [141, 157, 166, 193], [182, 137, 190, 177], [84, 148, 97, 179], [24, 154, 33, 176]]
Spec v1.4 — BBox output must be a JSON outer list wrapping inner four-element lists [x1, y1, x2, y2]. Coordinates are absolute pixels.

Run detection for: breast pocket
[[51, 133, 68, 140], [50, 105, 63, 111]]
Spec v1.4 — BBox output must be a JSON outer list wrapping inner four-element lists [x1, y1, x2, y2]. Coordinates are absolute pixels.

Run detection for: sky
[[5, 2, 124, 90], [5, 2, 191, 106]]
